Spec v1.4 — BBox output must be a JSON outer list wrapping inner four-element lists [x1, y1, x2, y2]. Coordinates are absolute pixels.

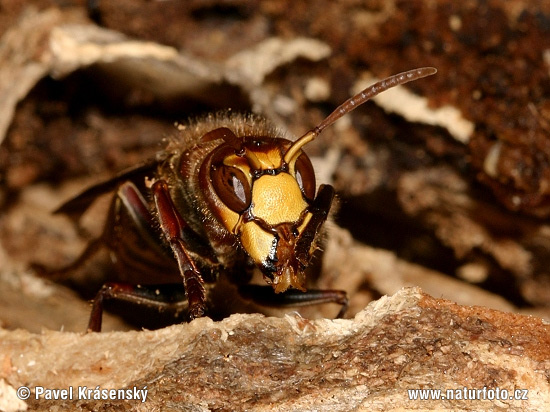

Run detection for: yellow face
[[239, 173, 313, 292], [200, 129, 319, 293]]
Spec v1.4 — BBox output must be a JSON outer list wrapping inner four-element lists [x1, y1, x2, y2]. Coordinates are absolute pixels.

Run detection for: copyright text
[[16, 385, 148, 402]]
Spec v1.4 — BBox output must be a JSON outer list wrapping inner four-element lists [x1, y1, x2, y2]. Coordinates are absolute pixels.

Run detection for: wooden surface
[[1, 287, 549, 411]]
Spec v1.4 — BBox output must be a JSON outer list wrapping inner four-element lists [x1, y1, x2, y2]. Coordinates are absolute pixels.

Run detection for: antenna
[[283, 67, 437, 164]]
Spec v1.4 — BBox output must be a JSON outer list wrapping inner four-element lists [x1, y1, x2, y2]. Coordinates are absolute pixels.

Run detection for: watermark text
[[16, 385, 148, 402]]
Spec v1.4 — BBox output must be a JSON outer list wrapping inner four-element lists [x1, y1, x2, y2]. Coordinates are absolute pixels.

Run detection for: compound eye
[[294, 153, 316, 201], [211, 164, 251, 213]]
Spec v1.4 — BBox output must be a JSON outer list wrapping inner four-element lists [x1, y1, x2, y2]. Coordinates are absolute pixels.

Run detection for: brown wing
[[54, 159, 161, 220]]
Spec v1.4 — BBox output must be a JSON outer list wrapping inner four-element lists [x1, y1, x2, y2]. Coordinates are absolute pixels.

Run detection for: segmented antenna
[[283, 67, 437, 165]]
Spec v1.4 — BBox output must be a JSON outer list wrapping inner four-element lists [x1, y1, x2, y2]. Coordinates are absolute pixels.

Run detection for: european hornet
[[41, 67, 436, 331]]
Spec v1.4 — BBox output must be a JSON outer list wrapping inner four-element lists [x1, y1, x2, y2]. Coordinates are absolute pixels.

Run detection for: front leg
[[239, 285, 349, 319], [85, 180, 209, 332], [152, 180, 207, 319]]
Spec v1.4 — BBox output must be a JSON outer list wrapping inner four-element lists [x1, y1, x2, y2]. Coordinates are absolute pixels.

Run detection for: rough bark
[[1, 287, 549, 412]]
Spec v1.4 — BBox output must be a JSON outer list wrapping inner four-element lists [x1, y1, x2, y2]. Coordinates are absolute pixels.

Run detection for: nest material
[[1, 287, 549, 411]]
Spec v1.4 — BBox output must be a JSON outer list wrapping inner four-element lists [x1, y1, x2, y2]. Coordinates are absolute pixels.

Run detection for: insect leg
[[295, 184, 335, 264], [152, 180, 207, 320], [238, 285, 349, 318], [111, 181, 177, 265], [87, 282, 186, 332]]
